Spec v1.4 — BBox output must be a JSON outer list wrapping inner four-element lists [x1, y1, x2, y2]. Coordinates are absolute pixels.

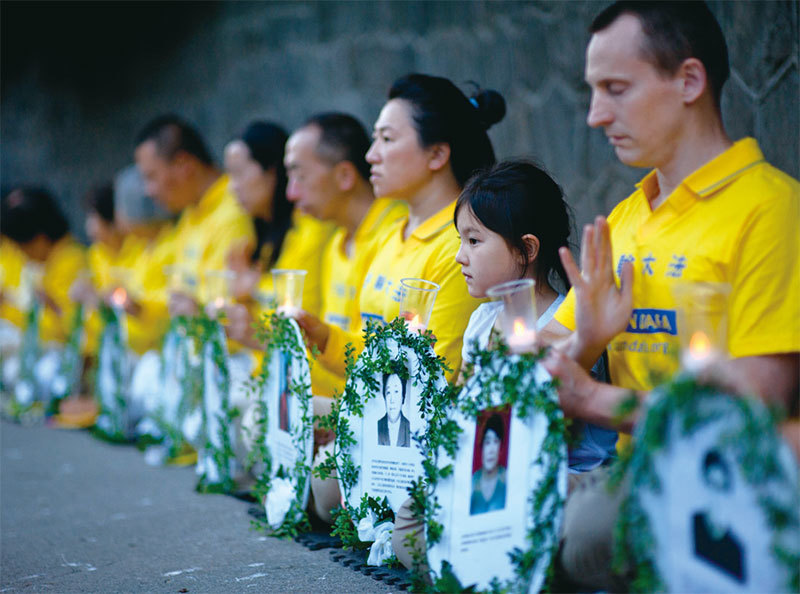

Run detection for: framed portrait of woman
[[425, 353, 567, 592]]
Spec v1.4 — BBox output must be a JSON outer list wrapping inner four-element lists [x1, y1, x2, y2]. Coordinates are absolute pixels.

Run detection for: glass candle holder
[[19, 263, 44, 311], [486, 279, 538, 353], [672, 281, 731, 374], [163, 265, 195, 296], [272, 269, 307, 316], [203, 270, 235, 309], [399, 278, 441, 334]]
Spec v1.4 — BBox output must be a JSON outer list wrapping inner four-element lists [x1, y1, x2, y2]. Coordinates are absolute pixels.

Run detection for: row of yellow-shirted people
[[1, 2, 798, 590]]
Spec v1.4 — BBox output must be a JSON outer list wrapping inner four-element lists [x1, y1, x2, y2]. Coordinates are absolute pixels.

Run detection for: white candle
[[682, 330, 714, 373], [402, 312, 426, 334], [505, 317, 536, 352], [111, 287, 127, 308], [277, 298, 300, 318]]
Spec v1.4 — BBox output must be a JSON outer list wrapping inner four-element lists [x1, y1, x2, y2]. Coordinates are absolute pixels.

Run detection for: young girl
[[454, 160, 617, 472], [392, 160, 617, 569]]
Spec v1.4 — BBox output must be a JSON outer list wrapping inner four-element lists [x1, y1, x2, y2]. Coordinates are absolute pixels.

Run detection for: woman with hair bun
[[296, 73, 506, 384], [292, 73, 506, 524]]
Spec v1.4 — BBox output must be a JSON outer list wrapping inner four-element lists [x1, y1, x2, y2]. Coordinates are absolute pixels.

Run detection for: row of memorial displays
[[3, 301, 798, 593]]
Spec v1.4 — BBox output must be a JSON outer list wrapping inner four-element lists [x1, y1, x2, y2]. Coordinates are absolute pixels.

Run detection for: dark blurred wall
[[2, 1, 798, 240]]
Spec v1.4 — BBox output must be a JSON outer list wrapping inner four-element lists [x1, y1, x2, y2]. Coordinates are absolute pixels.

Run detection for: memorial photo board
[[95, 306, 131, 439], [336, 322, 448, 515], [196, 321, 236, 491], [426, 353, 567, 593], [625, 383, 800, 593], [258, 317, 313, 513]]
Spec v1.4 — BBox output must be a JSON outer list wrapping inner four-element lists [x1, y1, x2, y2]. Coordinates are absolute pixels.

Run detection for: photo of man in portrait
[[692, 449, 745, 583], [377, 372, 410, 447], [470, 412, 508, 515], [278, 352, 292, 433]]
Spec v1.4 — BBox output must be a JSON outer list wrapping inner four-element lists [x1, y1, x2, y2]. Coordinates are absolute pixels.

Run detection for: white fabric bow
[[265, 477, 295, 529], [357, 509, 378, 542], [367, 521, 394, 566]]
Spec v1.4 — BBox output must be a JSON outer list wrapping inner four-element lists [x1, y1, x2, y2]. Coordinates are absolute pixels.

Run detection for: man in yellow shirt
[[283, 112, 406, 396], [131, 115, 253, 453], [134, 114, 254, 315], [537, 3, 799, 590]]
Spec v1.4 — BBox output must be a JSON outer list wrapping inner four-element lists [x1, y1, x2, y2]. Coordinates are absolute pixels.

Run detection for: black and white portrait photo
[[377, 372, 410, 448], [692, 449, 745, 583]]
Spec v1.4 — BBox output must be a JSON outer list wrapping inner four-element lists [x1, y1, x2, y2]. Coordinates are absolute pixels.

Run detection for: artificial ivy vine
[[93, 304, 129, 442], [610, 375, 800, 593], [314, 317, 452, 562], [5, 302, 41, 421], [143, 315, 204, 460], [48, 303, 85, 414], [407, 340, 567, 593], [247, 311, 313, 538], [194, 315, 237, 494]]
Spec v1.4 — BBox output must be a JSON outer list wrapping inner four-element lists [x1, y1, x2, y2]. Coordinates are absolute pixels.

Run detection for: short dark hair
[[1, 187, 69, 244], [590, 1, 729, 110], [455, 160, 573, 293], [382, 372, 407, 404], [482, 413, 505, 445], [701, 449, 732, 492], [388, 74, 506, 187], [135, 114, 214, 165], [303, 112, 372, 182], [85, 182, 115, 224]]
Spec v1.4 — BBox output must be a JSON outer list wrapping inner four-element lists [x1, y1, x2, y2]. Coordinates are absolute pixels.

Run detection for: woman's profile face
[[224, 140, 276, 219], [366, 98, 437, 200], [481, 428, 501, 472]]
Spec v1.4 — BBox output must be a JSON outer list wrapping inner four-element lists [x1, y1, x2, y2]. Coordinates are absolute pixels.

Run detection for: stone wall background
[[2, 1, 798, 240]]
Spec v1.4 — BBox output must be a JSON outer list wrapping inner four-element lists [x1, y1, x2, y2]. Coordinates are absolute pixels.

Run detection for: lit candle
[[401, 311, 426, 334], [505, 317, 536, 352], [277, 298, 300, 318], [111, 287, 127, 308], [682, 330, 713, 372]]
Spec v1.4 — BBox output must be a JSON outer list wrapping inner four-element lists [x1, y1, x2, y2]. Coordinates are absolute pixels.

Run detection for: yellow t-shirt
[[0, 238, 29, 329], [555, 138, 800, 392], [245, 212, 337, 374], [312, 198, 407, 396], [172, 174, 255, 302], [39, 236, 87, 343], [252, 212, 338, 319], [321, 200, 482, 383]]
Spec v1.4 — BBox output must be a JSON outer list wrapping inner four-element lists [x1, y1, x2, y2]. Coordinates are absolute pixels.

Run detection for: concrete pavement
[[0, 421, 395, 593]]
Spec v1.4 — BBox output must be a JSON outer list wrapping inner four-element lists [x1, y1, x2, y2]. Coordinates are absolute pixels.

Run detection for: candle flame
[[513, 318, 527, 336], [689, 331, 712, 358], [111, 287, 127, 307], [411, 314, 421, 326], [282, 297, 293, 309], [214, 297, 225, 309]]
